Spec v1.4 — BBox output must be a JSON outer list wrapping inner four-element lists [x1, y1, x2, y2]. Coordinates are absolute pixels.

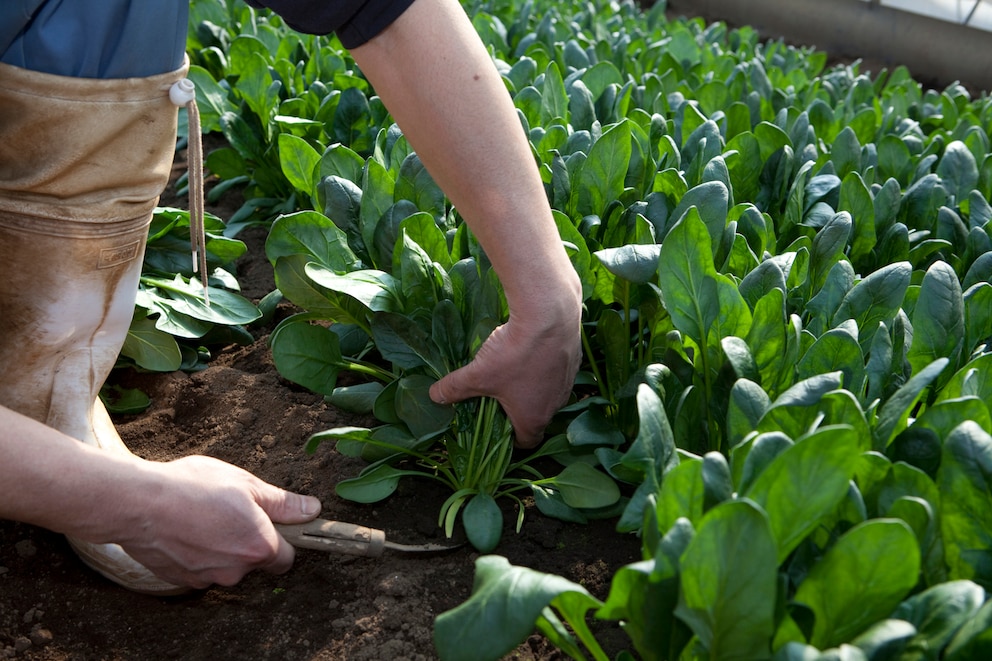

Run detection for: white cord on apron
[[169, 77, 209, 305]]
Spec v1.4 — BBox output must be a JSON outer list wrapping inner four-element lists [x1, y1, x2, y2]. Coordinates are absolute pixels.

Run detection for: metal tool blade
[[383, 539, 465, 554], [276, 519, 463, 557]]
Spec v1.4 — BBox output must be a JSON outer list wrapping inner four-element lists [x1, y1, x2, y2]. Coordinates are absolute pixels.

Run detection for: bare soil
[[0, 146, 640, 660]]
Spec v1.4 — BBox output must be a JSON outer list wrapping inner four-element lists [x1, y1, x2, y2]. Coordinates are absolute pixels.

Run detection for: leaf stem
[[581, 324, 608, 400]]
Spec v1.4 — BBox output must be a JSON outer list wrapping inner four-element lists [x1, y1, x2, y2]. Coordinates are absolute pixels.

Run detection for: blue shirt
[[0, 0, 416, 78], [0, 0, 188, 78]]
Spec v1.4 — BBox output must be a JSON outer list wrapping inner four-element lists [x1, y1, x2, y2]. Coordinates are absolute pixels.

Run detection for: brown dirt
[[0, 144, 640, 660]]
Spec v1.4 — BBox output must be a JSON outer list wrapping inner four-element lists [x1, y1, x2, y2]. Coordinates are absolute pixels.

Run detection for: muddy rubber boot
[[0, 61, 190, 595]]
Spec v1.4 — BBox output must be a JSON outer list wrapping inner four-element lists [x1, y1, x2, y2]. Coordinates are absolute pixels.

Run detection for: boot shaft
[[0, 62, 186, 438], [0, 61, 186, 227]]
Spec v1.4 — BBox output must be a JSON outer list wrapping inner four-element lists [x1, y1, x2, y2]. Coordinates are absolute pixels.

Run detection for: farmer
[[0, 0, 582, 594]]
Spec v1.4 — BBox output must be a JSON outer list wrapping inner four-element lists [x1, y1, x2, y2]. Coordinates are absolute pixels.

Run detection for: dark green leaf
[[874, 358, 949, 450], [335, 464, 406, 503], [833, 261, 911, 350], [462, 494, 503, 553], [326, 382, 384, 414], [434, 556, 602, 661], [269, 320, 342, 396], [394, 374, 454, 439], [891, 580, 985, 654], [122, 316, 182, 371]]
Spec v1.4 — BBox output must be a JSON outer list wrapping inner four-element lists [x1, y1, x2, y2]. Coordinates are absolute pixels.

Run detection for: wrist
[[62, 449, 163, 546], [505, 261, 582, 332]]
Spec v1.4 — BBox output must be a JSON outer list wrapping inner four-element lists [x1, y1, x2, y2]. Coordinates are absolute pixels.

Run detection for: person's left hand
[[114, 455, 322, 589]]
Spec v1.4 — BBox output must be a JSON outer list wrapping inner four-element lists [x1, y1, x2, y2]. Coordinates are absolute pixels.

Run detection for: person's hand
[[430, 293, 582, 448], [113, 455, 321, 589]]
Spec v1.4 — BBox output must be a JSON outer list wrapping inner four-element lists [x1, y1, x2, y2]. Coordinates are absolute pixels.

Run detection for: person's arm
[[349, 0, 583, 447], [0, 405, 321, 588]]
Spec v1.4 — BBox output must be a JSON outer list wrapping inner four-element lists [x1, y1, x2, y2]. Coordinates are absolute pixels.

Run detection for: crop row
[[169, 0, 992, 658]]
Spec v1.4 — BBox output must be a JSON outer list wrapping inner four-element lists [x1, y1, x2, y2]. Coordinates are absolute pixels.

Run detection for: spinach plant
[[186, 0, 992, 656], [430, 0, 992, 657], [185, 0, 385, 232], [106, 206, 260, 413], [264, 198, 619, 550], [436, 374, 992, 661]]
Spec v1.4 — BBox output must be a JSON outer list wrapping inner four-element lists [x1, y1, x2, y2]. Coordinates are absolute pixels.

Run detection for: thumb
[[255, 484, 322, 525], [429, 362, 488, 406]]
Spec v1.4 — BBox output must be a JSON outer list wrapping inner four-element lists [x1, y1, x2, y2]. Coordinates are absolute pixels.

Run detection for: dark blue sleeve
[[245, 0, 417, 48]]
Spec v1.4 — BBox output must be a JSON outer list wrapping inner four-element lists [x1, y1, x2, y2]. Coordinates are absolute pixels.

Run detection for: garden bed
[[0, 158, 641, 660], [5, 0, 992, 657]]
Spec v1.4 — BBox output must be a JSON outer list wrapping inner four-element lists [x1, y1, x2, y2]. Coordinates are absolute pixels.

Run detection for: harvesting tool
[[276, 519, 463, 557]]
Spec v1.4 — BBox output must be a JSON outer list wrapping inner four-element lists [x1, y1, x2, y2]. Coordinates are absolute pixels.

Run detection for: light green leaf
[[278, 133, 321, 196], [551, 463, 621, 510], [305, 266, 400, 315], [938, 421, 992, 588], [744, 426, 861, 561], [675, 500, 777, 661], [937, 140, 979, 203], [908, 261, 964, 376], [575, 120, 632, 218], [659, 208, 752, 349], [122, 316, 182, 371], [796, 325, 865, 394], [594, 244, 661, 284], [657, 458, 705, 532], [265, 210, 360, 271], [793, 519, 920, 649]]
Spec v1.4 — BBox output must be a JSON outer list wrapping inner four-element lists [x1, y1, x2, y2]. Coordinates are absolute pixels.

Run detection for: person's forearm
[[350, 0, 581, 322], [0, 405, 146, 541], [0, 404, 321, 588]]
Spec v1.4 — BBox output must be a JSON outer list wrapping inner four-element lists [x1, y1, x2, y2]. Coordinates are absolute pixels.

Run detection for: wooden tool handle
[[275, 519, 387, 557]]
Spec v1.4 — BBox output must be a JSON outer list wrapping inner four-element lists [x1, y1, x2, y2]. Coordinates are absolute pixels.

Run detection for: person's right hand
[[430, 273, 582, 448], [112, 455, 321, 589]]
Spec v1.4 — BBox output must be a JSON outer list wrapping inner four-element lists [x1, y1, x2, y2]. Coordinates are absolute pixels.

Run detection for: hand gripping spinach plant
[[264, 153, 620, 550]]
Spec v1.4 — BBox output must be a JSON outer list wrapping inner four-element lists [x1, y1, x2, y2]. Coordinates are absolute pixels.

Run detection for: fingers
[[255, 483, 322, 526], [260, 529, 297, 576], [429, 364, 483, 406], [251, 482, 321, 575], [429, 320, 579, 447], [131, 458, 322, 588], [505, 380, 572, 449], [431, 362, 544, 446], [252, 484, 319, 576], [510, 417, 544, 449]]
